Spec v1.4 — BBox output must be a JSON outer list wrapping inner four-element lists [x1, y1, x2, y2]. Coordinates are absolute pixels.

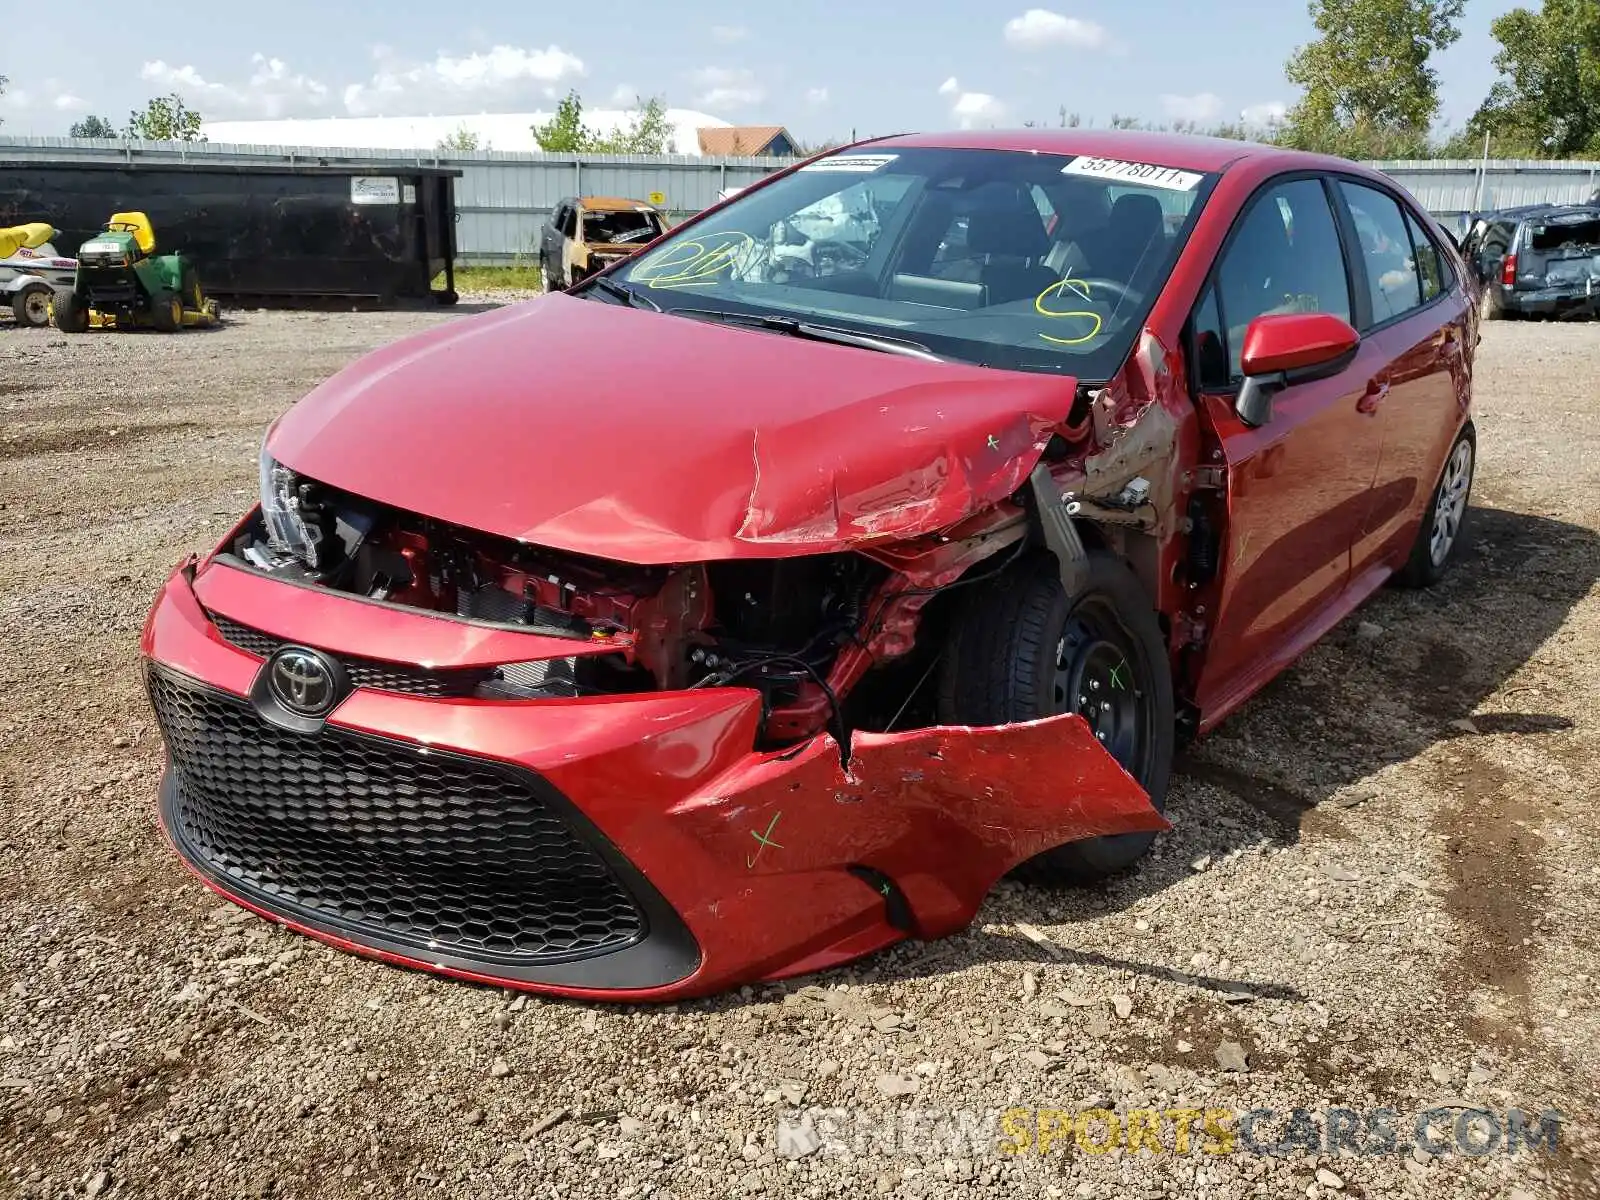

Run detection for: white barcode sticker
[[800, 154, 900, 173], [1061, 156, 1203, 191]]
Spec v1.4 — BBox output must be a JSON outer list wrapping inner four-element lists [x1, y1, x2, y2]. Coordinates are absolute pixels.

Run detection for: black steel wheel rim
[[1053, 595, 1154, 785]]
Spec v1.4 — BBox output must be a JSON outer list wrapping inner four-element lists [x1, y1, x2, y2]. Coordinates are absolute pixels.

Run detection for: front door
[[1189, 175, 1385, 720]]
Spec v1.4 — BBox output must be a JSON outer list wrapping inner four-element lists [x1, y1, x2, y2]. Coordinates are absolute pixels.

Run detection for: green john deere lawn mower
[[54, 211, 221, 333]]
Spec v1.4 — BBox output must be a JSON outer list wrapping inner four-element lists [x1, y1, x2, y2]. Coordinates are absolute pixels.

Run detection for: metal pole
[[1473, 129, 1490, 214]]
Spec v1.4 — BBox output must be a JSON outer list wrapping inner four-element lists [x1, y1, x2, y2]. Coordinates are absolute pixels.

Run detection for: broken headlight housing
[[259, 441, 333, 569]]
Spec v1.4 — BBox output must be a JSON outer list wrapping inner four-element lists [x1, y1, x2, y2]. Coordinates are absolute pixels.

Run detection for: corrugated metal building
[[4, 136, 1599, 263]]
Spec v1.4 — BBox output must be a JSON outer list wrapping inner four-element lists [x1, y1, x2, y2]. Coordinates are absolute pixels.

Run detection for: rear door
[[1189, 175, 1384, 719], [1522, 209, 1600, 295], [1333, 180, 1471, 577]]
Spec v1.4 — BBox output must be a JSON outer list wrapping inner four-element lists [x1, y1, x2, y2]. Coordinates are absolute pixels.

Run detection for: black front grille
[[211, 616, 487, 698], [148, 666, 646, 964]]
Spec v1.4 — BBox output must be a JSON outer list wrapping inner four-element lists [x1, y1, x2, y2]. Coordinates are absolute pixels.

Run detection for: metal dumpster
[[0, 160, 460, 305]]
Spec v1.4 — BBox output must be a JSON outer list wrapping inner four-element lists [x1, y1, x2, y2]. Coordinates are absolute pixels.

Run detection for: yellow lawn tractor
[[54, 212, 222, 333]]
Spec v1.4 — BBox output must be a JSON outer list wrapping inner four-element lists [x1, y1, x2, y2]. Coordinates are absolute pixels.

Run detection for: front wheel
[[152, 295, 182, 332], [12, 282, 52, 328], [52, 288, 89, 333], [1396, 424, 1476, 588], [937, 549, 1175, 882]]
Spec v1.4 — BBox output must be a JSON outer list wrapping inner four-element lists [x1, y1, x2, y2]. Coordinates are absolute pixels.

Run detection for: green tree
[[792, 137, 848, 155], [592, 96, 674, 153], [532, 90, 598, 152], [70, 115, 118, 139], [1468, 0, 1600, 157], [126, 93, 204, 142], [1280, 0, 1464, 156], [436, 123, 484, 152]]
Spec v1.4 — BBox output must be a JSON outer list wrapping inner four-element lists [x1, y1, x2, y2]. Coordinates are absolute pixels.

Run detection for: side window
[[1482, 220, 1514, 260], [1208, 178, 1352, 381], [1405, 210, 1446, 303], [1338, 181, 1423, 324], [1192, 285, 1228, 391]]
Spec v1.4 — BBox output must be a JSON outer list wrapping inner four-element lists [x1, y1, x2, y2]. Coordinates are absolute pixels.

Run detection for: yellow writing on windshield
[[631, 231, 757, 289], [1035, 277, 1104, 346]]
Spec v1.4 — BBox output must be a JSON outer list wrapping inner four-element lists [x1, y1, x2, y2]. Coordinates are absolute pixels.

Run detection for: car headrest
[[1108, 193, 1165, 245], [965, 196, 1052, 261]]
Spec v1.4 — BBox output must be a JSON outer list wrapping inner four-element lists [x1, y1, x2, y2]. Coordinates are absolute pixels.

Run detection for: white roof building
[[200, 109, 732, 156]]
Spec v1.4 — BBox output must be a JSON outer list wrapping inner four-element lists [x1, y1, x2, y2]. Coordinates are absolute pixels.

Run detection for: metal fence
[[0, 136, 789, 265], [1373, 158, 1600, 231], [5, 136, 1600, 263]]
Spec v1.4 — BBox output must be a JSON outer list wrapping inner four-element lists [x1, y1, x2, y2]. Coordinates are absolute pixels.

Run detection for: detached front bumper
[[141, 557, 1167, 1001]]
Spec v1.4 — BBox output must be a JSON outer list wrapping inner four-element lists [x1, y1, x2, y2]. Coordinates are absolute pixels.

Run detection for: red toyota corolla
[[143, 131, 1476, 1001]]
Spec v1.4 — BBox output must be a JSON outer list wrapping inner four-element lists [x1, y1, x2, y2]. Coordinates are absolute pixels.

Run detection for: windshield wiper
[[583, 275, 661, 312], [674, 308, 945, 362]]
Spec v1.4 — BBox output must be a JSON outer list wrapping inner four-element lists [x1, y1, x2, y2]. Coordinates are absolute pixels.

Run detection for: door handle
[[1357, 381, 1389, 414]]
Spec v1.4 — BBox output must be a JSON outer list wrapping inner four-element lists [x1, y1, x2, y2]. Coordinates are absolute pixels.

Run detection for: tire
[[1395, 423, 1476, 589], [1478, 285, 1502, 321], [12, 282, 52, 328], [53, 289, 89, 333], [937, 549, 1175, 882], [541, 264, 558, 294], [152, 295, 181, 332]]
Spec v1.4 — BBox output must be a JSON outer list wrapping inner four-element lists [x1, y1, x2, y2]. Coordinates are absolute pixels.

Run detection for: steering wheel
[[1046, 276, 1145, 312]]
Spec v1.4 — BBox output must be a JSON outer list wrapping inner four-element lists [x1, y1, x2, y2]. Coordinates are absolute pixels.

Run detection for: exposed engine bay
[[234, 461, 983, 747]]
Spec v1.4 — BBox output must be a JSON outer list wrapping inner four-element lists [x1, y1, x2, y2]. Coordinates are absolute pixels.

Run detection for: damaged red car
[[142, 131, 1477, 1000]]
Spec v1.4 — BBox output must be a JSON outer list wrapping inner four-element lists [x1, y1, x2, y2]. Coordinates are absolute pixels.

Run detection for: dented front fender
[[668, 713, 1168, 944]]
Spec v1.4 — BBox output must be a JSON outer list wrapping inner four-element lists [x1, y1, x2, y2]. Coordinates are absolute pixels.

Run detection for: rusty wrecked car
[[142, 130, 1478, 1000], [539, 194, 667, 291]]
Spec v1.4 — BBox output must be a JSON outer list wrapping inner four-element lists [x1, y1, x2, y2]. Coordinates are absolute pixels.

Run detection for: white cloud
[[343, 44, 585, 116], [141, 55, 331, 118], [805, 87, 829, 107], [1003, 9, 1109, 50], [1160, 92, 1224, 123], [939, 79, 1007, 128], [710, 25, 749, 44], [608, 83, 640, 106], [689, 66, 764, 110], [1241, 100, 1289, 126], [53, 93, 89, 112]]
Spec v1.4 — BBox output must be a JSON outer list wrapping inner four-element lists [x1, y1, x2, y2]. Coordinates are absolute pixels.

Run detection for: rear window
[[1529, 216, 1600, 252]]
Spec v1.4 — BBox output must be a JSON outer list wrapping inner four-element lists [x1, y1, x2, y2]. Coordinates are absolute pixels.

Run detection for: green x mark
[[746, 812, 785, 869], [1108, 661, 1129, 691], [986, 433, 1001, 451]]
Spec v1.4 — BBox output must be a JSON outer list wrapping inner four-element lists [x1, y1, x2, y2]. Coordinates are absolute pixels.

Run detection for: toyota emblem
[[266, 647, 340, 717]]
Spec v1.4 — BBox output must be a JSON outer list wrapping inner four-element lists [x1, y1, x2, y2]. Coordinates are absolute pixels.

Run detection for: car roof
[[864, 128, 1352, 175], [1477, 203, 1600, 222], [578, 196, 658, 212]]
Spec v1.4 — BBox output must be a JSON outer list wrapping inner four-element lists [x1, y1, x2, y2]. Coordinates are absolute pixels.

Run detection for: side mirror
[[1235, 312, 1361, 428]]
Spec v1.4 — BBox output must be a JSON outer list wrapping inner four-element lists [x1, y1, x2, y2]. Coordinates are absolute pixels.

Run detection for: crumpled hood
[[268, 294, 1078, 564]]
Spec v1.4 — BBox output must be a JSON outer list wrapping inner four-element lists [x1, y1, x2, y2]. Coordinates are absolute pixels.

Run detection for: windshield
[[612, 146, 1217, 378], [583, 209, 662, 245]]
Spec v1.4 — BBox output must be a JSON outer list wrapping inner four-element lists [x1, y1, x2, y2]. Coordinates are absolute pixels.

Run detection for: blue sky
[[0, 1, 1522, 139]]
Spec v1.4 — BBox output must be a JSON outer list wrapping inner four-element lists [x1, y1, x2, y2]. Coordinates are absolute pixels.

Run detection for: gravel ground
[[1, 309, 1596, 1200]]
